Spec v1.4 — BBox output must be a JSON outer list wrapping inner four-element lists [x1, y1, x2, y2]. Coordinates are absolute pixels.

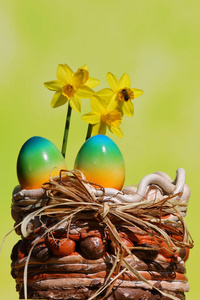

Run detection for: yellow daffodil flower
[[44, 64, 100, 113], [82, 95, 123, 137], [97, 72, 143, 117]]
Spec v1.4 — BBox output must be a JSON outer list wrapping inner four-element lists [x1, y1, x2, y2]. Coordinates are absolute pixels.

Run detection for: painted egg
[[17, 136, 67, 189], [74, 135, 125, 190]]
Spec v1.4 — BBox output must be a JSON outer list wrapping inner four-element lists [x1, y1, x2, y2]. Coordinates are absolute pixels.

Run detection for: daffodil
[[97, 72, 143, 117], [44, 64, 100, 113], [82, 95, 123, 138]]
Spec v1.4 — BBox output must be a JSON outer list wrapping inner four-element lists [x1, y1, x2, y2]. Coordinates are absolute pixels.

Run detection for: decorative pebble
[[47, 237, 76, 257], [80, 236, 106, 259]]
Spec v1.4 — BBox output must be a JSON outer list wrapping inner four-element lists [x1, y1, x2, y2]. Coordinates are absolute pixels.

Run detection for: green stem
[[61, 103, 72, 158], [86, 124, 93, 140]]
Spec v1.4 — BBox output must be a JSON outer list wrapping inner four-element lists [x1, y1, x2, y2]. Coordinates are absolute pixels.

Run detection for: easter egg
[[17, 136, 67, 189], [74, 135, 125, 190]]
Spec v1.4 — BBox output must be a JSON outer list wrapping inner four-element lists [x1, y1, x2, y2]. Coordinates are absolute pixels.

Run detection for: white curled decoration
[[173, 168, 186, 194], [92, 168, 190, 205], [155, 169, 190, 202], [154, 171, 173, 182], [12, 168, 190, 207]]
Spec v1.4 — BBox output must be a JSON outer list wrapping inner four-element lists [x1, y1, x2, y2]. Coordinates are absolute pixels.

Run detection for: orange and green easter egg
[[17, 136, 67, 189], [74, 135, 125, 190]]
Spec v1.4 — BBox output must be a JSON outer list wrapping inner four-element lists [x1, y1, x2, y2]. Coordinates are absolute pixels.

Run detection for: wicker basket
[[11, 169, 193, 300]]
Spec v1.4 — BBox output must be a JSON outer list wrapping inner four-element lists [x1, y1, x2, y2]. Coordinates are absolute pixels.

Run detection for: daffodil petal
[[109, 126, 123, 138], [82, 112, 101, 124], [98, 122, 107, 135], [85, 77, 100, 88], [92, 122, 107, 136], [91, 95, 106, 113], [131, 88, 143, 98], [57, 64, 74, 84], [80, 65, 89, 71], [117, 101, 123, 113], [107, 72, 119, 91], [106, 92, 118, 111], [51, 92, 68, 108], [69, 97, 81, 113], [96, 88, 113, 102], [122, 101, 134, 117], [119, 73, 131, 89], [44, 80, 62, 91], [92, 123, 101, 136], [75, 85, 94, 98], [73, 71, 85, 88]]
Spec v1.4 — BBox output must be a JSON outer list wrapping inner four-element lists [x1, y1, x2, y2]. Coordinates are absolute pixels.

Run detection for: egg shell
[[74, 135, 125, 190], [17, 136, 67, 189]]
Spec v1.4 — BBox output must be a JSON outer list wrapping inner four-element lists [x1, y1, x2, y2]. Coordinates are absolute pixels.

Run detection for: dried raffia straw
[[11, 170, 194, 300], [0, 222, 23, 254]]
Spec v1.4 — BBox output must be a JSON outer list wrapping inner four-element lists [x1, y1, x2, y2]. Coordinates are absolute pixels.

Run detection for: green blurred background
[[0, 0, 199, 298]]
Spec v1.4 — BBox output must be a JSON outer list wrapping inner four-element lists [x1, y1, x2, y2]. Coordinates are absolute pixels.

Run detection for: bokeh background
[[0, 0, 200, 299]]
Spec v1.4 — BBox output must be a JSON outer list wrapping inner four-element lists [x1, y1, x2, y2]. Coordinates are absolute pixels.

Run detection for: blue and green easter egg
[[74, 135, 125, 190], [17, 136, 67, 189]]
